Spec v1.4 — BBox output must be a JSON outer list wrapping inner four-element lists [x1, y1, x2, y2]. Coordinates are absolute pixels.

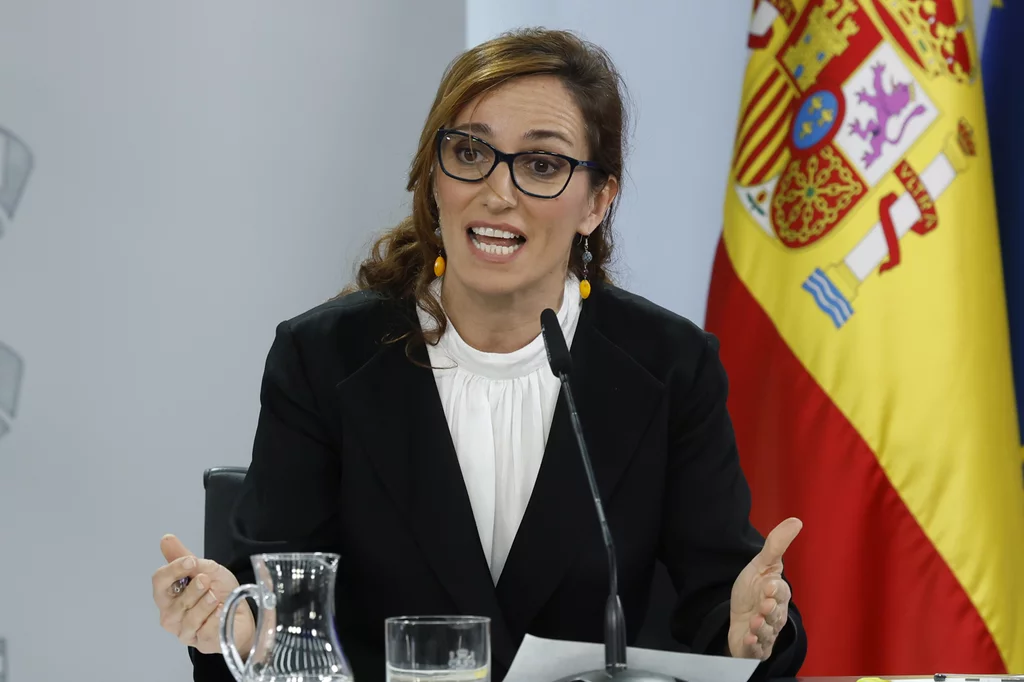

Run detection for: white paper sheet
[[504, 634, 761, 682]]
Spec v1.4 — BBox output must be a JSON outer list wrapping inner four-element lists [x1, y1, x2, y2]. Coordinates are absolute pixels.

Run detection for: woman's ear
[[581, 175, 619, 236]]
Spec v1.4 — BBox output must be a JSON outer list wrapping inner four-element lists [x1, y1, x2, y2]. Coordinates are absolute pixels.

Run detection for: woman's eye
[[455, 146, 483, 163]]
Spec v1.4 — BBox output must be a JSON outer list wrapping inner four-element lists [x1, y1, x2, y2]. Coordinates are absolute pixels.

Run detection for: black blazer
[[190, 282, 806, 681]]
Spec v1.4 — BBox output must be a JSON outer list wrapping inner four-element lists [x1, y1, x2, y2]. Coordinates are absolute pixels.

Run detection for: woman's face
[[434, 74, 617, 300]]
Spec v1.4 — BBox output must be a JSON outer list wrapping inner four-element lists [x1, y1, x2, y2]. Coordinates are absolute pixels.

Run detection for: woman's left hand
[[727, 517, 803, 660]]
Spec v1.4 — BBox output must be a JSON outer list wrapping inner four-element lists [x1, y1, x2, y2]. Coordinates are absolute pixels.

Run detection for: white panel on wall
[[0, 1, 464, 680]]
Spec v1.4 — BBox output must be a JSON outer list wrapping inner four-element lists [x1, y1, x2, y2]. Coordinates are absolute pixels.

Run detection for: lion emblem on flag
[[847, 61, 927, 168]]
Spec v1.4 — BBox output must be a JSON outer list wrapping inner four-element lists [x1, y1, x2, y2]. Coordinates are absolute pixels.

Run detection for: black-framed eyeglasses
[[435, 128, 603, 199]]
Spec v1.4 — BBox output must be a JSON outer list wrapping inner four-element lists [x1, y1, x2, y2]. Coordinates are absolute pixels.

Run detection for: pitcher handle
[[219, 583, 259, 681]]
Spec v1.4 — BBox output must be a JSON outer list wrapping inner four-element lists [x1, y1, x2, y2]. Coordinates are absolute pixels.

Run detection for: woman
[[151, 28, 807, 682]]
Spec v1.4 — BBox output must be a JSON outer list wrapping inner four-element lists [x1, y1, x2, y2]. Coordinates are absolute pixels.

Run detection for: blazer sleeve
[[657, 332, 806, 679], [190, 319, 344, 682]]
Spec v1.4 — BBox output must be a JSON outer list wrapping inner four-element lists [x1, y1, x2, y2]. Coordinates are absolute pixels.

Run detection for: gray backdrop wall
[[0, 1, 993, 680], [0, 1, 464, 680]]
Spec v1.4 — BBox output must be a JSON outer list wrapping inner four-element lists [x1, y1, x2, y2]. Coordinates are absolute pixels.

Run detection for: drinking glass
[[385, 615, 490, 681]]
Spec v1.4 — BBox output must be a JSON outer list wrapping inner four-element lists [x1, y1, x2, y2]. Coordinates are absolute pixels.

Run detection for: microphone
[[540, 309, 679, 682]]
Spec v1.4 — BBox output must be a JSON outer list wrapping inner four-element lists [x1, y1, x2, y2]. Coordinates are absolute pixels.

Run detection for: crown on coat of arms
[[877, 0, 973, 82], [942, 117, 977, 174], [956, 118, 976, 157]]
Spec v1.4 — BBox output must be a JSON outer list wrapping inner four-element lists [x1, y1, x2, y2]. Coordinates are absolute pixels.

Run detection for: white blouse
[[416, 277, 583, 584]]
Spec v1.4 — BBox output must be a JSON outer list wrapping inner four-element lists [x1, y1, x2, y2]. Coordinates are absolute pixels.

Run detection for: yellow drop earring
[[433, 226, 446, 277], [580, 236, 592, 299]]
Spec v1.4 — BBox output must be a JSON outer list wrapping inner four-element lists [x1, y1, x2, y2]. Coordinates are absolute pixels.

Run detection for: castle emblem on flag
[[781, 0, 861, 89]]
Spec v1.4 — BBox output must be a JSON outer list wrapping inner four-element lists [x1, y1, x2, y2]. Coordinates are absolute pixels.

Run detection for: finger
[[185, 560, 235, 604], [174, 573, 213, 617], [179, 588, 220, 646], [764, 599, 789, 628], [158, 572, 207, 633], [774, 606, 789, 632], [748, 612, 765, 636], [761, 579, 792, 627], [770, 577, 790, 614], [159, 573, 211, 632], [761, 577, 791, 600], [751, 606, 783, 660], [755, 517, 803, 570], [152, 555, 201, 607], [749, 611, 776, 640], [754, 618, 776, 650], [160, 534, 194, 563], [161, 534, 223, 582], [759, 597, 778, 620], [194, 604, 228, 654], [195, 557, 226, 582], [743, 632, 771, 661]]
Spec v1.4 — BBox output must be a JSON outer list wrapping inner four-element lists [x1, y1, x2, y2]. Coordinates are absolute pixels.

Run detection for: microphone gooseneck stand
[[540, 308, 681, 682]]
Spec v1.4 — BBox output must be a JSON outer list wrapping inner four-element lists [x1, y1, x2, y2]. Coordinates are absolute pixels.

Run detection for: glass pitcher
[[219, 552, 353, 682]]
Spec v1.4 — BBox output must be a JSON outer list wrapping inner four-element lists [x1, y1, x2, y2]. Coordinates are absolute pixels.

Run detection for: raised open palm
[[728, 517, 802, 660]]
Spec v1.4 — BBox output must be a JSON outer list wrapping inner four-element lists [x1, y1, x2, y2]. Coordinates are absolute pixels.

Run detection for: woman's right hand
[[152, 534, 255, 656]]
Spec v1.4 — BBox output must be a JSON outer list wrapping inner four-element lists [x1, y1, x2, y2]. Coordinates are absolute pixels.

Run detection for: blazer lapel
[[494, 296, 665, 639], [336, 331, 516, 670]]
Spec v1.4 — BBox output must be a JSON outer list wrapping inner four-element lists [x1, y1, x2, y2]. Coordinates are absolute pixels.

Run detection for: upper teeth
[[471, 226, 520, 240]]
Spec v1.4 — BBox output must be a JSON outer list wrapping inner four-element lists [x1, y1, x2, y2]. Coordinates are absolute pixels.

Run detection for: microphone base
[[552, 667, 684, 682]]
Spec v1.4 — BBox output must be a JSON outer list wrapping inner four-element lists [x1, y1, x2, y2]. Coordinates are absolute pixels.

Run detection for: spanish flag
[[705, 0, 1024, 674]]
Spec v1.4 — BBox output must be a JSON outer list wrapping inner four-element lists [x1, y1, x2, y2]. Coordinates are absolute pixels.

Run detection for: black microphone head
[[540, 308, 573, 377]]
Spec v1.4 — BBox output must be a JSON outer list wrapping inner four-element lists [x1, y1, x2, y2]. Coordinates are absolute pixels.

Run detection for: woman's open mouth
[[467, 225, 526, 259]]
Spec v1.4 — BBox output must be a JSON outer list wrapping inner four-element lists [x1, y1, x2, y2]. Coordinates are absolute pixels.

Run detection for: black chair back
[[203, 466, 248, 565]]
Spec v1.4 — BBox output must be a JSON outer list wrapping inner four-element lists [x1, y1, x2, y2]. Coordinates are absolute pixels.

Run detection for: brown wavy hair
[[350, 27, 629, 355]]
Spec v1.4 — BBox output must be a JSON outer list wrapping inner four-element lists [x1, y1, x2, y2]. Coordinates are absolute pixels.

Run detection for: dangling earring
[[433, 226, 446, 277], [580, 236, 592, 299]]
